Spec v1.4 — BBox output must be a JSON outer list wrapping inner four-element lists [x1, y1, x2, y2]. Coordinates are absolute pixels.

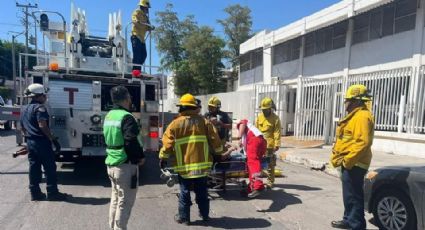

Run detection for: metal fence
[[294, 66, 425, 143], [294, 76, 342, 142], [254, 84, 292, 135]]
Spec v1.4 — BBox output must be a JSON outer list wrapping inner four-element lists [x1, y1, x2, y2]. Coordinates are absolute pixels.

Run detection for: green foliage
[[0, 86, 12, 100], [218, 4, 252, 76], [154, 4, 227, 96], [0, 39, 36, 80]]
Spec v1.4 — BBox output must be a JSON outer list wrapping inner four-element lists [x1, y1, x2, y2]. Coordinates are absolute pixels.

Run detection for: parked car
[[0, 95, 12, 130], [364, 165, 425, 230]]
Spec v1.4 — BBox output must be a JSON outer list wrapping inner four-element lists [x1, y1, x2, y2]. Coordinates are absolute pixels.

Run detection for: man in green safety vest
[[104, 86, 145, 230]]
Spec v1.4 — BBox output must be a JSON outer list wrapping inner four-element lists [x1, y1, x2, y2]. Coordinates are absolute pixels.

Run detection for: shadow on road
[[273, 183, 322, 191], [191, 216, 272, 229], [66, 196, 110, 205]]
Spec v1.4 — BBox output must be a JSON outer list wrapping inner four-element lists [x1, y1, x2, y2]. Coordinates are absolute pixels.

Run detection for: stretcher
[[160, 152, 283, 192], [207, 152, 270, 192]]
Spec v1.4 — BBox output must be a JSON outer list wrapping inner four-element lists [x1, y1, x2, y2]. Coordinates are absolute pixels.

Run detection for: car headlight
[[365, 170, 378, 180]]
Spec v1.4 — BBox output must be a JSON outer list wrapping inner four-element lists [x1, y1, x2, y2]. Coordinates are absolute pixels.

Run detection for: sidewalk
[[277, 137, 425, 177]]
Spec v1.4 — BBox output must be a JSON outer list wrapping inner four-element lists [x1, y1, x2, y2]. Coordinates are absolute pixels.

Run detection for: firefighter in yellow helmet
[[255, 97, 281, 188], [330, 84, 374, 230], [204, 96, 232, 144], [131, 0, 154, 75], [159, 93, 223, 225]]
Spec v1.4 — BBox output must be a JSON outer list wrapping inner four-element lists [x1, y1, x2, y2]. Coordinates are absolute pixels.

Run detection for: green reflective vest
[[103, 109, 132, 166]]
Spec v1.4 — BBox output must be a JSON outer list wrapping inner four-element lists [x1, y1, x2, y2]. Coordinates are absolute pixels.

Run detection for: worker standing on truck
[[255, 97, 281, 188], [104, 86, 145, 230], [131, 0, 154, 75], [20, 83, 69, 201], [159, 94, 223, 225]]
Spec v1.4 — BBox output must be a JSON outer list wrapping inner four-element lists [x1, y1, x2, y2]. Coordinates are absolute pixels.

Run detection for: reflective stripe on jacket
[[131, 9, 149, 43], [255, 112, 281, 149], [159, 110, 223, 179], [331, 106, 374, 170], [103, 109, 132, 166]]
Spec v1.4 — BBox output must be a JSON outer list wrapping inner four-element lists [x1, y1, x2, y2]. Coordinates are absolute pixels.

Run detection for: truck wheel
[[372, 189, 417, 230], [4, 121, 11, 130]]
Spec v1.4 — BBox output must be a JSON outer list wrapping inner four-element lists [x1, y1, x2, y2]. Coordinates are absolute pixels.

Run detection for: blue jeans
[[178, 176, 209, 221], [342, 166, 367, 230], [27, 138, 59, 195], [131, 35, 147, 71]]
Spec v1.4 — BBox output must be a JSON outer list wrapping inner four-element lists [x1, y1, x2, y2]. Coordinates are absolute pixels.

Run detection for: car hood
[[375, 164, 425, 173]]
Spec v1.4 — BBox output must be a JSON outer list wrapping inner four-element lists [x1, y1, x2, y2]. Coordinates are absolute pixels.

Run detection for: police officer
[[104, 86, 145, 230], [20, 83, 68, 201]]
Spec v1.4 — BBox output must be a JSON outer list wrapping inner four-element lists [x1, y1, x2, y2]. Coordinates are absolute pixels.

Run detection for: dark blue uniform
[[21, 101, 59, 196]]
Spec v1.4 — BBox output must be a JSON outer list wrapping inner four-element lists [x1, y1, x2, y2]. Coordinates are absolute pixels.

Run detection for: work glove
[[52, 137, 61, 153], [159, 159, 167, 169]]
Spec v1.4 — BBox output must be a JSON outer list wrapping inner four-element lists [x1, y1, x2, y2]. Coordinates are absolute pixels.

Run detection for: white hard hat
[[24, 83, 48, 97]]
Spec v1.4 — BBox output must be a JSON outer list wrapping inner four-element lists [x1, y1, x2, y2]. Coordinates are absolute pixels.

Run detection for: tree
[[154, 4, 226, 95], [0, 40, 36, 79], [218, 4, 252, 69], [183, 26, 225, 94], [153, 4, 197, 71]]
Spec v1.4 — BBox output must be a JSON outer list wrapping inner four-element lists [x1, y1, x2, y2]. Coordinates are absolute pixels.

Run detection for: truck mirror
[[40, 14, 49, 31]]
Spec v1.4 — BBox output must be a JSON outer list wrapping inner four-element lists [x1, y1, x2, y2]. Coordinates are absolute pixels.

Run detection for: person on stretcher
[[231, 119, 267, 198]]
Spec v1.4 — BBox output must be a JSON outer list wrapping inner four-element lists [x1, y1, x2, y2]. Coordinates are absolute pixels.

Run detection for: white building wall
[[350, 31, 416, 71], [303, 48, 346, 77]]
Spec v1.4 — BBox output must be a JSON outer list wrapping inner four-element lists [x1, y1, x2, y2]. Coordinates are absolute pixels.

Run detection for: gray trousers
[[107, 164, 138, 230]]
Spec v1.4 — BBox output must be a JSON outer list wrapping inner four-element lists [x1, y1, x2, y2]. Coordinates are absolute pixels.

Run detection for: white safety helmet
[[24, 83, 48, 97]]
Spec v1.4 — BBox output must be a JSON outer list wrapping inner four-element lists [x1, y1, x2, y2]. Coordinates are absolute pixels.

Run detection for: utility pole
[[9, 31, 25, 104], [16, 2, 38, 71]]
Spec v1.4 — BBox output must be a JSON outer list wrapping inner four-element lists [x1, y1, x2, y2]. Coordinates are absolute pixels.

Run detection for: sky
[[0, 0, 340, 68]]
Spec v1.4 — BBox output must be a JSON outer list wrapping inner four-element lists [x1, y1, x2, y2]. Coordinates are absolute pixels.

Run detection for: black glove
[[159, 159, 167, 169], [52, 138, 61, 153]]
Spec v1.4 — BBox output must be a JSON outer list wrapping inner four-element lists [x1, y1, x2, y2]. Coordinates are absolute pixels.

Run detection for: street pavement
[[0, 130, 377, 230]]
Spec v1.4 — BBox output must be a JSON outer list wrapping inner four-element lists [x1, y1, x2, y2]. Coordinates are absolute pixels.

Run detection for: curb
[[278, 152, 340, 178]]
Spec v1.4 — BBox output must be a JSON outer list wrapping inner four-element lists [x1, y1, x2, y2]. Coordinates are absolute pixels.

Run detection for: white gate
[[295, 66, 425, 143], [295, 76, 342, 142]]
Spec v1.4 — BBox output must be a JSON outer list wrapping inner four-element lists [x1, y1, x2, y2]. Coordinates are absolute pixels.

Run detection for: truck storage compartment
[[101, 84, 141, 112]]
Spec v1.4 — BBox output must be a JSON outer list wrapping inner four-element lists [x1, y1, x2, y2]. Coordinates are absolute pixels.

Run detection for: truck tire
[[372, 189, 417, 230], [4, 121, 11, 130]]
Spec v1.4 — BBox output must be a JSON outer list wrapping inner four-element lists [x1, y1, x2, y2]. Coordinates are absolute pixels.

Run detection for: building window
[[239, 47, 263, 73], [303, 20, 348, 57], [353, 0, 417, 45], [272, 37, 301, 65]]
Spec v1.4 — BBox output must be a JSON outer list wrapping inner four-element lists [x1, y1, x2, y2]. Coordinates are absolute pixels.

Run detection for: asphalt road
[[0, 130, 376, 230]]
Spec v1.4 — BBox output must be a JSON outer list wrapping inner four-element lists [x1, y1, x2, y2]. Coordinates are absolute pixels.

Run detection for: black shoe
[[174, 214, 190, 226], [331, 220, 350, 229], [47, 192, 69, 201], [31, 192, 46, 201], [198, 213, 210, 222]]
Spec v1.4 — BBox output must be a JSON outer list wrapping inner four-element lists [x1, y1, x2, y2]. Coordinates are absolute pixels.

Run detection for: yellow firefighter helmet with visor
[[344, 84, 372, 101], [177, 94, 197, 107]]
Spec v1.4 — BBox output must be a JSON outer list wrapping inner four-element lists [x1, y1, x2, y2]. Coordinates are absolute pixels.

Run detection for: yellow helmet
[[139, 0, 151, 8], [344, 84, 372, 101], [177, 93, 197, 107], [208, 96, 221, 108], [260, 97, 274, 110]]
